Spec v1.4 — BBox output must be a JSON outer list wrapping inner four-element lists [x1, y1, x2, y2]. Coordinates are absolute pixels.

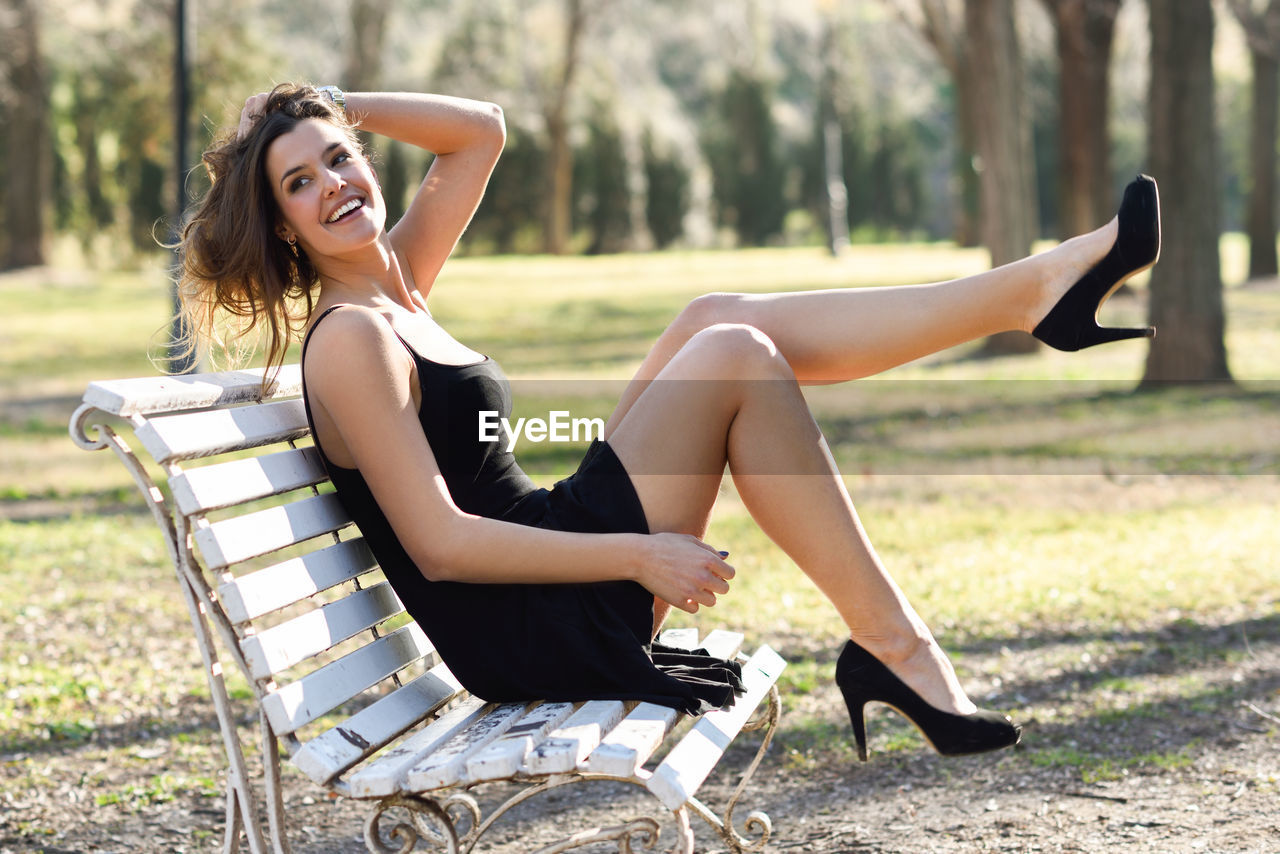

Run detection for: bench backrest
[[71, 366, 467, 785]]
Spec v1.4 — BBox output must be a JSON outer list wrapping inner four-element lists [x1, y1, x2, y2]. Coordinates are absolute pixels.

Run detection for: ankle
[[1024, 220, 1119, 333], [848, 629, 931, 669]]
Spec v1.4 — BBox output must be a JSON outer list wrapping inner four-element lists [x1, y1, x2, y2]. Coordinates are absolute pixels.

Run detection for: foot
[[1025, 175, 1160, 350], [853, 633, 977, 716], [1020, 217, 1119, 335]]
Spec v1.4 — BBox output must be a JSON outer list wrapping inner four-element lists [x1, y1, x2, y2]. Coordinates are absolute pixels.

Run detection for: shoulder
[[303, 305, 410, 401]]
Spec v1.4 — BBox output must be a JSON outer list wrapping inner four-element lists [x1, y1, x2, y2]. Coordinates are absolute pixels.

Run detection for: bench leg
[[364, 780, 701, 853], [365, 793, 465, 853], [684, 683, 782, 854], [531, 812, 692, 854]]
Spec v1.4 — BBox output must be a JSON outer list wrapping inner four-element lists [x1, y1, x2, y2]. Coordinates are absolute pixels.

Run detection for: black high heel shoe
[[835, 640, 1021, 761], [1032, 174, 1161, 351]]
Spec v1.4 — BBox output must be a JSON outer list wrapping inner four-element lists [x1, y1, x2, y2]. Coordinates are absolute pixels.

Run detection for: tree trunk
[[953, 52, 982, 248], [1044, 0, 1120, 238], [1246, 45, 1279, 279], [543, 0, 587, 255], [345, 0, 391, 91], [1142, 0, 1232, 384], [967, 0, 1041, 354], [907, 0, 981, 246], [2, 0, 48, 270]]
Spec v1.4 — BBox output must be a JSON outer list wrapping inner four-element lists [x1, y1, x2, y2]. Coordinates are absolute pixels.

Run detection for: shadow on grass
[[773, 609, 1279, 791], [813, 381, 1279, 475]]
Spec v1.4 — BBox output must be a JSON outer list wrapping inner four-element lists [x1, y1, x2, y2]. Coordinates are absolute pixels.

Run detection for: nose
[[321, 167, 347, 195]]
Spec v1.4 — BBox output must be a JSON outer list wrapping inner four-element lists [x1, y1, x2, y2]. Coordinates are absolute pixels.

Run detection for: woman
[[180, 84, 1159, 760]]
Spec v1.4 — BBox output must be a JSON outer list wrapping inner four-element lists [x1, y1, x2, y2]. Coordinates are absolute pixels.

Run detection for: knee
[[686, 322, 789, 378], [673, 292, 746, 340]]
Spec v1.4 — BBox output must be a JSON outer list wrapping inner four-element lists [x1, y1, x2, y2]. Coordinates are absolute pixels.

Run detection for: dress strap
[[299, 304, 358, 472], [300, 303, 354, 364]]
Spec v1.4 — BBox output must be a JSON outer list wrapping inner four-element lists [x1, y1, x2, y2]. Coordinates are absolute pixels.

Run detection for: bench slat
[[525, 700, 628, 775], [404, 703, 531, 791], [292, 663, 465, 785], [584, 631, 745, 778], [464, 701, 577, 783], [347, 697, 491, 798], [261, 623, 434, 735], [241, 582, 403, 680], [693, 629, 746, 660], [194, 492, 351, 570], [172, 446, 327, 515], [136, 398, 310, 464], [81, 365, 301, 418], [583, 702, 680, 778], [218, 538, 379, 624], [646, 645, 787, 811]]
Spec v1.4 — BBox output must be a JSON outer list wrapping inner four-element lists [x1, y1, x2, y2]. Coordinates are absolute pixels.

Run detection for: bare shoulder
[[303, 305, 409, 403]]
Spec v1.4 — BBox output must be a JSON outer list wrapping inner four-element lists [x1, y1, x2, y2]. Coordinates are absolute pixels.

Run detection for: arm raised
[[304, 307, 733, 612], [342, 92, 506, 296]]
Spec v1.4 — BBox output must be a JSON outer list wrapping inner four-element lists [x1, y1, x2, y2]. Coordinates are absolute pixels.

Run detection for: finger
[[686, 536, 721, 556], [710, 558, 735, 581], [685, 537, 735, 576], [706, 573, 731, 596]]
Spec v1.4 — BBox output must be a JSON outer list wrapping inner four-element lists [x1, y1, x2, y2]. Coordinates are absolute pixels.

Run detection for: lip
[[325, 195, 367, 225]]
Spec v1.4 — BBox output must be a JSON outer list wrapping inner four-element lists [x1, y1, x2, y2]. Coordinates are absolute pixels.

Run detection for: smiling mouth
[[327, 199, 364, 223]]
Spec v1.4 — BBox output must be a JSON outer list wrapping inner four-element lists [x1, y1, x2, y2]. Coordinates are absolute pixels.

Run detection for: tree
[[576, 101, 631, 254], [2, 0, 49, 269], [1142, 0, 1232, 383], [703, 69, 788, 246], [642, 129, 689, 249], [1227, 0, 1280, 280], [890, 0, 981, 246], [543, 0, 591, 254], [967, 0, 1042, 354], [344, 0, 401, 222], [1040, 0, 1122, 238]]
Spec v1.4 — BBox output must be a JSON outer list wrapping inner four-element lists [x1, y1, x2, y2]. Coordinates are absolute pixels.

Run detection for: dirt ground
[[3, 612, 1277, 854]]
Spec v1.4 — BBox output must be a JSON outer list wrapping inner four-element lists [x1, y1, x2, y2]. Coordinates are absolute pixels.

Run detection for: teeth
[[327, 199, 362, 223]]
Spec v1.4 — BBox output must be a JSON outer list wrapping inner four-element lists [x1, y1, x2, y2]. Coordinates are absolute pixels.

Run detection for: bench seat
[[71, 366, 785, 854]]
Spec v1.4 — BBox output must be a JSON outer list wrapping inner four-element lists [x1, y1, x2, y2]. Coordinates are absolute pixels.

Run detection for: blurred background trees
[[0, 0, 1273, 380]]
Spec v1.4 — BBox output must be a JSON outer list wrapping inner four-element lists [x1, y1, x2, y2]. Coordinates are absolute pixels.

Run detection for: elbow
[[415, 555, 452, 583], [411, 543, 457, 583], [483, 101, 506, 151], [407, 522, 471, 583]]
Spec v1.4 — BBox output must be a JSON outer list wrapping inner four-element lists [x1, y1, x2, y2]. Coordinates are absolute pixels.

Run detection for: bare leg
[[607, 323, 976, 715], [606, 220, 1119, 432]]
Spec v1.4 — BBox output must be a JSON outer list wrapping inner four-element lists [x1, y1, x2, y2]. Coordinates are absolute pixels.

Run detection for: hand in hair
[[236, 92, 272, 140]]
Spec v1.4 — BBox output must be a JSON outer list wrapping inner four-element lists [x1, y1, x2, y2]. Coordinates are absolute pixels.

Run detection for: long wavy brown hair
[[177, 83, 359, 378]]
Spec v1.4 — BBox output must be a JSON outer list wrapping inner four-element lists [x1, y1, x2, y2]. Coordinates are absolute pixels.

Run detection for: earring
[[286, 234, 298, 257]]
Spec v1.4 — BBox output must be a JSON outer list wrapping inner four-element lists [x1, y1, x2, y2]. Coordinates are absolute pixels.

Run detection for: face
[[265, 118, 385, 257]]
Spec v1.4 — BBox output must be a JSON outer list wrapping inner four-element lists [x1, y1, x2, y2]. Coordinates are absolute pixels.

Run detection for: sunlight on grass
[[1, 242, 1277, 760]]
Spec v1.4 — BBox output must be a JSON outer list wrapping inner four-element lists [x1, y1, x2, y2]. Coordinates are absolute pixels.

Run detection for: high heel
[[1032, 174, 1161, 352], [835, 640, 1021, 761]]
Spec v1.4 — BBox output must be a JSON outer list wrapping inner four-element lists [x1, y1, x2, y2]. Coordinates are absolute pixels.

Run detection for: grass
[[0, 240, 1277, 844]]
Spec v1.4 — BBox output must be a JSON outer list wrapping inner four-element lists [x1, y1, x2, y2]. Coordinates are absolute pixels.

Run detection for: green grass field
[[1, 242, 1277, 847]]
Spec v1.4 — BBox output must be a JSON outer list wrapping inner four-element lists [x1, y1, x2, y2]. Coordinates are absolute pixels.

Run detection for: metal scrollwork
[[363, 683, 780, 853], [695, 684, 781, 853], [534, 816, 662, 853], [365, 795, 460, 854], [439, 792, 482, 848]]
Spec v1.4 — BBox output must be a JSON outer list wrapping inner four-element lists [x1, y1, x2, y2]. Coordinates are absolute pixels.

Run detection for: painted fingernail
[[718, 550, 730, 558]]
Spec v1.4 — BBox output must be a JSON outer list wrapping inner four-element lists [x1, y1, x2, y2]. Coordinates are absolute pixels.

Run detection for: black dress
[[300, 305, 742, 715]]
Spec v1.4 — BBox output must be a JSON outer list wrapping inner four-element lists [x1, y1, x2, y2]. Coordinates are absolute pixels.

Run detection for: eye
[[288, 175, 310, 193], [332, 151, 351, 166]]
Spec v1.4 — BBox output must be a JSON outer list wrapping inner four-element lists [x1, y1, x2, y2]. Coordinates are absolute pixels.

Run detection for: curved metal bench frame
[[70, 366, 784, 854]]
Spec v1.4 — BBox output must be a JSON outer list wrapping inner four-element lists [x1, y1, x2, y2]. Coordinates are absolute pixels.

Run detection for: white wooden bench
[[69, 365, 786, 854]]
